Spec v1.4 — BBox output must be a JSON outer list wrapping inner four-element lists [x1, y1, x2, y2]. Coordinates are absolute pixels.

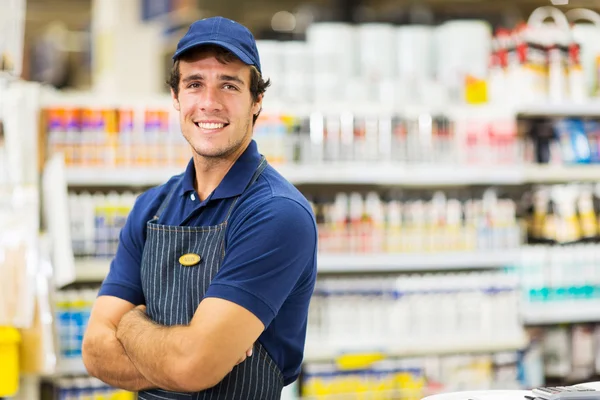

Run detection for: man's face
[[172, 49, 261, 160]]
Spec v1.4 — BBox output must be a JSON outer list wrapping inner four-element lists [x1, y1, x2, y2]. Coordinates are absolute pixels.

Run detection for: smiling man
[[81, 16, 318, 400]]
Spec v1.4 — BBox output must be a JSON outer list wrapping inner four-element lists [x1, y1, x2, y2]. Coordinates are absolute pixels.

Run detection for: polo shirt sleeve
[[97, 193, 151, 305], [204, 196, 317, 328]]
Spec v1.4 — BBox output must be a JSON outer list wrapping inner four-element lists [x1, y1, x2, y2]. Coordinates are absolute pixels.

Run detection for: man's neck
[[192, 141, 250, 201]]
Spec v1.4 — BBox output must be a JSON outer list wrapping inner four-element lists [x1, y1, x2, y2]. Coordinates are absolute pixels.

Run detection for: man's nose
[[198, 86, 223, 113]]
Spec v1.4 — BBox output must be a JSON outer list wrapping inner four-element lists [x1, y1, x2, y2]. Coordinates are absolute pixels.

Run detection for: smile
[[194, 122, 228, 130]]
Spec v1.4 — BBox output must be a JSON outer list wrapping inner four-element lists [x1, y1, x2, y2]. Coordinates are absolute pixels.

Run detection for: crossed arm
[[82, 295, 263, 392]]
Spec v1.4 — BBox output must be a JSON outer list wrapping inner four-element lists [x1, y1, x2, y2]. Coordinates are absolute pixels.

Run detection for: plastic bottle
[[547, 26, 570, 103], [117, 108, 134, 166]]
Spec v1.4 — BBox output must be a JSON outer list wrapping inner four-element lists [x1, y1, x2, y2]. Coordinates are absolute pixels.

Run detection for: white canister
[[357, 23, 396, 81], [395, 25, 434, 81], [345, 77, 373, 103], [280, 40, 311, 77], [571, 24, 600, 96], [566, 8, 600, 96], [281, 72, 311, 104], [434, 20, 492, 94], [312, 73, 343, 104], [255, 40, 283, 79], [306, 22, 357, 78]]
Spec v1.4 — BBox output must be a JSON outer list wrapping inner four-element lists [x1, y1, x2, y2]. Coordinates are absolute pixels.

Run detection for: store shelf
[[55, 357, 87, 376], [317, 251, 519, 273], [522, 300, 600, 325], [303, 334, 529, 362], [275, 164, 524, 186], [517, 102, 600, 117], [525, 164, 600, 183], [65, 167, 183, 187], [73, 252, 518, 283], [66, 164, 524, 187], [74, 258, 111, 282], [63, 163, 600, 187], [54, 336, 528, 376]]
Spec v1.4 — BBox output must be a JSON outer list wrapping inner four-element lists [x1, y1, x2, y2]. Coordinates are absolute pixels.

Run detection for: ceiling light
[[271, 11, 296, 32]]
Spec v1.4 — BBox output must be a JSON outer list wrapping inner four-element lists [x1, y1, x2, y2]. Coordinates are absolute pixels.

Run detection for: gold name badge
[[179, 253, 201, 267]]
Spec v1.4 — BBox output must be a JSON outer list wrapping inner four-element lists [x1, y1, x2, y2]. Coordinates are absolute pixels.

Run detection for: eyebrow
[[182, 73, 245, 86]]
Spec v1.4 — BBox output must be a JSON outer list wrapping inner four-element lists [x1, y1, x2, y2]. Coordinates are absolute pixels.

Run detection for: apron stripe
[[258, 350, 265, 400], [142, 392, 172, 399], [156, 389, 190, 396], [167, 228, 174, 326], [190, 225, 199, 321]]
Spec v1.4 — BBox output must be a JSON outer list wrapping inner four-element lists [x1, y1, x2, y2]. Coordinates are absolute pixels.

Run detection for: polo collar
[[179, 140, 262, 201]]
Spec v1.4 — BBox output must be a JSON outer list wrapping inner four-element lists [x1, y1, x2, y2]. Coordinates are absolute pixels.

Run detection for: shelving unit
[[304, 334, 530, 362], [524, 164, 600, 183], [317, 251, 519, 272], [71, 251, 520, 285], [64, 163, 525, 187], [521, 301, 600, 325], [54, 358, 87, 377], [73, 259, 112, 283], [517, 101, 600, 117], [65, 167, 183, 188], [275, 164, 525, 187], [64, 164, 600, 188]]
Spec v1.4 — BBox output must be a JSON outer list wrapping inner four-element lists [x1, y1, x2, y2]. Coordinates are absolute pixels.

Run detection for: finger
[[246, 347, 253, 357], [136, 304, 147, 313]]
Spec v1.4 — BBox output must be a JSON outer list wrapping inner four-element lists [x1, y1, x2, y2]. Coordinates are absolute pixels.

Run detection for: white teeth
[[196, 122, 225, 129]]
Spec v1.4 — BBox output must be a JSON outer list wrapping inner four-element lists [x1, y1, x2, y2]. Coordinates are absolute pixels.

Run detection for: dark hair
[[167, 45, 270, 125]]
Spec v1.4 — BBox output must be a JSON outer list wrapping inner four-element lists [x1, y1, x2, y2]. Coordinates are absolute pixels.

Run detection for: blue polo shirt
[[98, 140, 318, 385]]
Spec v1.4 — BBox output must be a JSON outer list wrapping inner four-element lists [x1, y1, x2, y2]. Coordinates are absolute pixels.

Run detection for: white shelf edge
[[65, 164, 525, 187], [74, 259, 111, 282], [52, 335, 528, 376], [304, 335, 529, 362], [275, 164, 524, 186], [522, 301, 600, 325], [65, 167, 183, 187], [318, 251, 519, 272], [64, 164, 600, 187], [525, 165, 600, 183], [54, 357, 87, 376], [73, 251, 518, 284], [517, 102, 600, 117]]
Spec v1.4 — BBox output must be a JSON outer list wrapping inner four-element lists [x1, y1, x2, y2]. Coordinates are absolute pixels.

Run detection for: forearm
[[82, 326, 156, 391], [116, 310, 196, 391]]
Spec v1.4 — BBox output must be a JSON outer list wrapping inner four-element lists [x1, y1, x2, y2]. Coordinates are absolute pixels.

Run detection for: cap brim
[[172, 39, 254, 67]]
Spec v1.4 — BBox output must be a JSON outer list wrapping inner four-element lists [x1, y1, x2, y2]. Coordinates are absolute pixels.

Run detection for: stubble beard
[[186, 117, 252, 163]]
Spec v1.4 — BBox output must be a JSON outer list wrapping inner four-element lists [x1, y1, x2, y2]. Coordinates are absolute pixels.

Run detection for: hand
[[235, 345, 253, 365], [134, 304, 147, 314]]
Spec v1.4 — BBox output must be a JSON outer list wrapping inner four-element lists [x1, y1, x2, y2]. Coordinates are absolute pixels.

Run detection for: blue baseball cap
[[173, 16, 262, 74]]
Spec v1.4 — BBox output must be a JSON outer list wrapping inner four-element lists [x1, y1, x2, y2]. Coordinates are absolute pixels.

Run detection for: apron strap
[[223, 155, 268, 222], [153, 174, 182, 220]]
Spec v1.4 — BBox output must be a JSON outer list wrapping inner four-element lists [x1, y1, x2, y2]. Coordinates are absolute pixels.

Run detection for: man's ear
[[171, 88, 180, 111], [252, 94, 263, 116]]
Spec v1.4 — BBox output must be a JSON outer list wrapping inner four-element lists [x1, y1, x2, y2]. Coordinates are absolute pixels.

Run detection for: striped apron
[[138, 156, 284, 399]]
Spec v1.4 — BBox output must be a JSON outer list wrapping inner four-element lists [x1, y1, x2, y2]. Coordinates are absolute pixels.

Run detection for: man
[[82, 16, 318, 400]]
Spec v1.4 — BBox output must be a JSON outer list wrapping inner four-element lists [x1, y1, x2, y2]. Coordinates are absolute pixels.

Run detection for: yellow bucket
[[0, 327, 20, 397]]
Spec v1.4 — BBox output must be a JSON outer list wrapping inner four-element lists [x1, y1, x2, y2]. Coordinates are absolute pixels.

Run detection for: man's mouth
[[194, 122, 228, 130]]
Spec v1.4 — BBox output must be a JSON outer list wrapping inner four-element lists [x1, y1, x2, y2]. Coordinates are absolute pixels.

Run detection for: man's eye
[[224, 84, 238, 91], [188, 83, 200, 89]]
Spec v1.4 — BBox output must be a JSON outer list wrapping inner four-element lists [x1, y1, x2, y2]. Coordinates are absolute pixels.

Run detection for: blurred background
[[5, 0, 600, 399]]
